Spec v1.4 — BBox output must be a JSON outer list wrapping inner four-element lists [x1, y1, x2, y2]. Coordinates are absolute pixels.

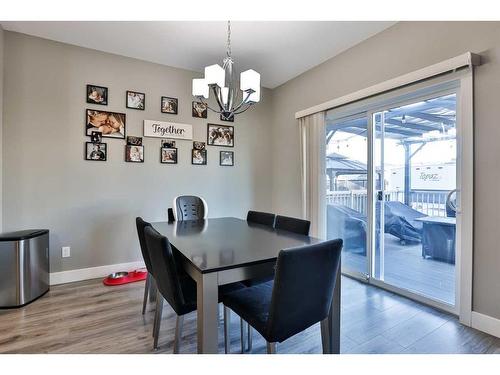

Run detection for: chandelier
[[192, 21, 261, 120]]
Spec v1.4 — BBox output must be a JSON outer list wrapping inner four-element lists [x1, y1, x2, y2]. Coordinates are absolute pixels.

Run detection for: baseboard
[[50, 261, 145, 285], [471, 311, 500, 338]]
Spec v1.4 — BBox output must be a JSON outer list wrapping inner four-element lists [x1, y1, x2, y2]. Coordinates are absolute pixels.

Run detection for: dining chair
[[274, 215, 311, 236], [172, 195, 208, 221], [223, 239, 343, 354], [246, 210, 276, 227], [144, 226, 244, 352], [167, 207, 175, 222], [241, 210, 278, 349], [135, 217, 156, 315]]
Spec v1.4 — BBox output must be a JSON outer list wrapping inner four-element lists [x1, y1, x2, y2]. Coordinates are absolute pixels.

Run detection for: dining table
[[151, 217, 341, 354]]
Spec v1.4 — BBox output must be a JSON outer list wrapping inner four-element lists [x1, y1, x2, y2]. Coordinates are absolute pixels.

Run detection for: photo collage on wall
[[83, 83, 235, 166]]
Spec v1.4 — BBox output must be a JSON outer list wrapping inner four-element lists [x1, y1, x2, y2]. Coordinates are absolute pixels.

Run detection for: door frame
[[325, 71, 474, 320]]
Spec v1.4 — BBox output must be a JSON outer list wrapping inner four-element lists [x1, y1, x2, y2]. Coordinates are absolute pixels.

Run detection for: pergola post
[[404, 144, 411, 205]]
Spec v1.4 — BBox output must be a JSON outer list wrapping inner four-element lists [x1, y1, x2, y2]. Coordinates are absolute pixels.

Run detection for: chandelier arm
[[195, 96, 221, 114], [228, 91, 253, 114], [232, 103, 254, 115], [211, 85, 225, 111]]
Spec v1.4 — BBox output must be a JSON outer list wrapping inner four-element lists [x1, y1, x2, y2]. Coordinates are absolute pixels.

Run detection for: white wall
[[270, 21, 500, 320], [2, 31, 273, 273]]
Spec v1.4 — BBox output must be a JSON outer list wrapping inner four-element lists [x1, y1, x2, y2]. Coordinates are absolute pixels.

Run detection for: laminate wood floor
[[0, 276, 499, 354]]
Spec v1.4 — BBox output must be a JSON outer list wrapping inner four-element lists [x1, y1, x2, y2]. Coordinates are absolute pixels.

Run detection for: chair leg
[[247, 324, 252, 352], [153, 291, 163, 349], [173, 315, 184, 354], [240, 318, 246, 353], [224, 306, 231, 354], [266, 342, 277, 354], [142, 273, 151, 315], [149, 277, 157, 303]]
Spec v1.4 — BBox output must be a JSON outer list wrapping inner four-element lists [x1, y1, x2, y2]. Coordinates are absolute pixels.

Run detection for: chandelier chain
[[226, 21, 231, 58]]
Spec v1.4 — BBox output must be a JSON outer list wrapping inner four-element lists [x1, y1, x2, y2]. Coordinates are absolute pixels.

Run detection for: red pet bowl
[[103, 269, 147, 286]]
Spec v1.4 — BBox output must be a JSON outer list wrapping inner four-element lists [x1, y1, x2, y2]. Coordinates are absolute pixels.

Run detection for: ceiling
[[1, 21, 396, 88]]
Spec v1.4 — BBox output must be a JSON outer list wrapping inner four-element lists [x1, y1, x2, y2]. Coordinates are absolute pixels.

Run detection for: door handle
[[377, 191, 384, 201]]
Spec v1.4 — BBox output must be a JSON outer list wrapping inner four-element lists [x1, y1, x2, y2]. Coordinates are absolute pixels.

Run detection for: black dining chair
[[136, 217, 156, 315], [144, 226, 245, 352], [247, 210, 276, 227], [167, 207, 175, 222], [274, 215, 311, 236], [172, 195, 208, 221], [223, 239, 343, 354]]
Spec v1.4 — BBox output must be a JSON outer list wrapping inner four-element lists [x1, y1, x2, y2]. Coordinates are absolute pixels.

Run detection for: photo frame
[[220, 151, 234, 166], [220, 113, 234, 122], [86, 109, 126, 139], [207, 123, 234, 147], [90, 131, 102, 144], [161, 147, 178, 164], [85, 142, 107, 161], [193, 141, 206, 150], [161, 96, 178, 114], [161, 139, 176, 148], [126, 90, 145, 110], [86, 84, 108, 105], [125, 145, 144, 163], [126, 136, 143, 146], [192, 149, 207, 165], [192, 101, 208, 118]]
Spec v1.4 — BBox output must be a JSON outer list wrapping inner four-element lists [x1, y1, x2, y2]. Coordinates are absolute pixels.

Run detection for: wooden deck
[[1, 276, 498, 354], [343, 233, 455, 304]]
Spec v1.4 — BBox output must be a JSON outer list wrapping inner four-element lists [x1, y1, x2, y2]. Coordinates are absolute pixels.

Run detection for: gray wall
[[270, 21, 500, 320], [0, 25, 3, 231], [2, 31, 273, 273]]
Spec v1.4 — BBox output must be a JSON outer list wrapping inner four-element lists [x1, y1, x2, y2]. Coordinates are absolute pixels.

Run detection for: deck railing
[[326, 190, 449, 217]]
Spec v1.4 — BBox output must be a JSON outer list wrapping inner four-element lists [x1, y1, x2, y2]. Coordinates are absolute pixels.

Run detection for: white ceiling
[[1, 21, 396, 88]]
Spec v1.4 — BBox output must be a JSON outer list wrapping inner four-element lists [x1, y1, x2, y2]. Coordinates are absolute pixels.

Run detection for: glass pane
[[325, 114, 369, 276], [373, 93, 457, 305]]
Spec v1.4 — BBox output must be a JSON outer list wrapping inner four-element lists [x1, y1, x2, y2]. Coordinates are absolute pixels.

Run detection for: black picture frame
[[161, 147, 178, 164], [220, 113, 234, 122], [90, 131, 103, 144], [125, 145, 144, 163], [191, 149, 207, 165], [193, 141, 206, 150], [86, 109, 126, 139], [207, 123, 234, 147], [126, 90, 145, 110], [192, 101, 208, 118], [220, 151, 234, 166], [86, 84, 108, 105], [161, 96, 178, 114], [85, 142, 107, 161], [126, 136, 143, 146]]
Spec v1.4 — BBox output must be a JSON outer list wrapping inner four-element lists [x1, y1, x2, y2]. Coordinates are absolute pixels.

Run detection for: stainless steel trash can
[[0, 230, 49, 308]]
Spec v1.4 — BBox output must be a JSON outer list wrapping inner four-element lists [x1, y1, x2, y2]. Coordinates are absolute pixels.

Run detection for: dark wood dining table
[[151, 217, 341, 354]]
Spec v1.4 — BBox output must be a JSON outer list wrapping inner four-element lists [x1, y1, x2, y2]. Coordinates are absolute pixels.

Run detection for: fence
[[326, 190, 449, 217]]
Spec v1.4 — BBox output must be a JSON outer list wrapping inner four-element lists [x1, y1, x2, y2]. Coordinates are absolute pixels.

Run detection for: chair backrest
[[247, 210, 276, 227], [172, 195, 208, 221], [274, 215, 311, 236], [266, 239, 343, 343], [135, 217, 153, 274], [144, 226, 186, 315], [167, 207, 175, 222]]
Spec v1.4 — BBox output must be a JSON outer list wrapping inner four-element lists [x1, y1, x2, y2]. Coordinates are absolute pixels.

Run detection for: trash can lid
[[0, 229, 49, 241]]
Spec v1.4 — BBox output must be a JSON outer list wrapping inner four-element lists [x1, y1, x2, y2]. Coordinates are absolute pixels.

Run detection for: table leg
[[196, 272, 219, 354], [321, 263, 341, 354]]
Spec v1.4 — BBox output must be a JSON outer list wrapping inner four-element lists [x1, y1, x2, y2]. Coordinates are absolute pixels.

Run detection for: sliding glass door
[[325, 114, 369, 278], [325, 86, 459, 310], [372, 93, 457, 306]]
